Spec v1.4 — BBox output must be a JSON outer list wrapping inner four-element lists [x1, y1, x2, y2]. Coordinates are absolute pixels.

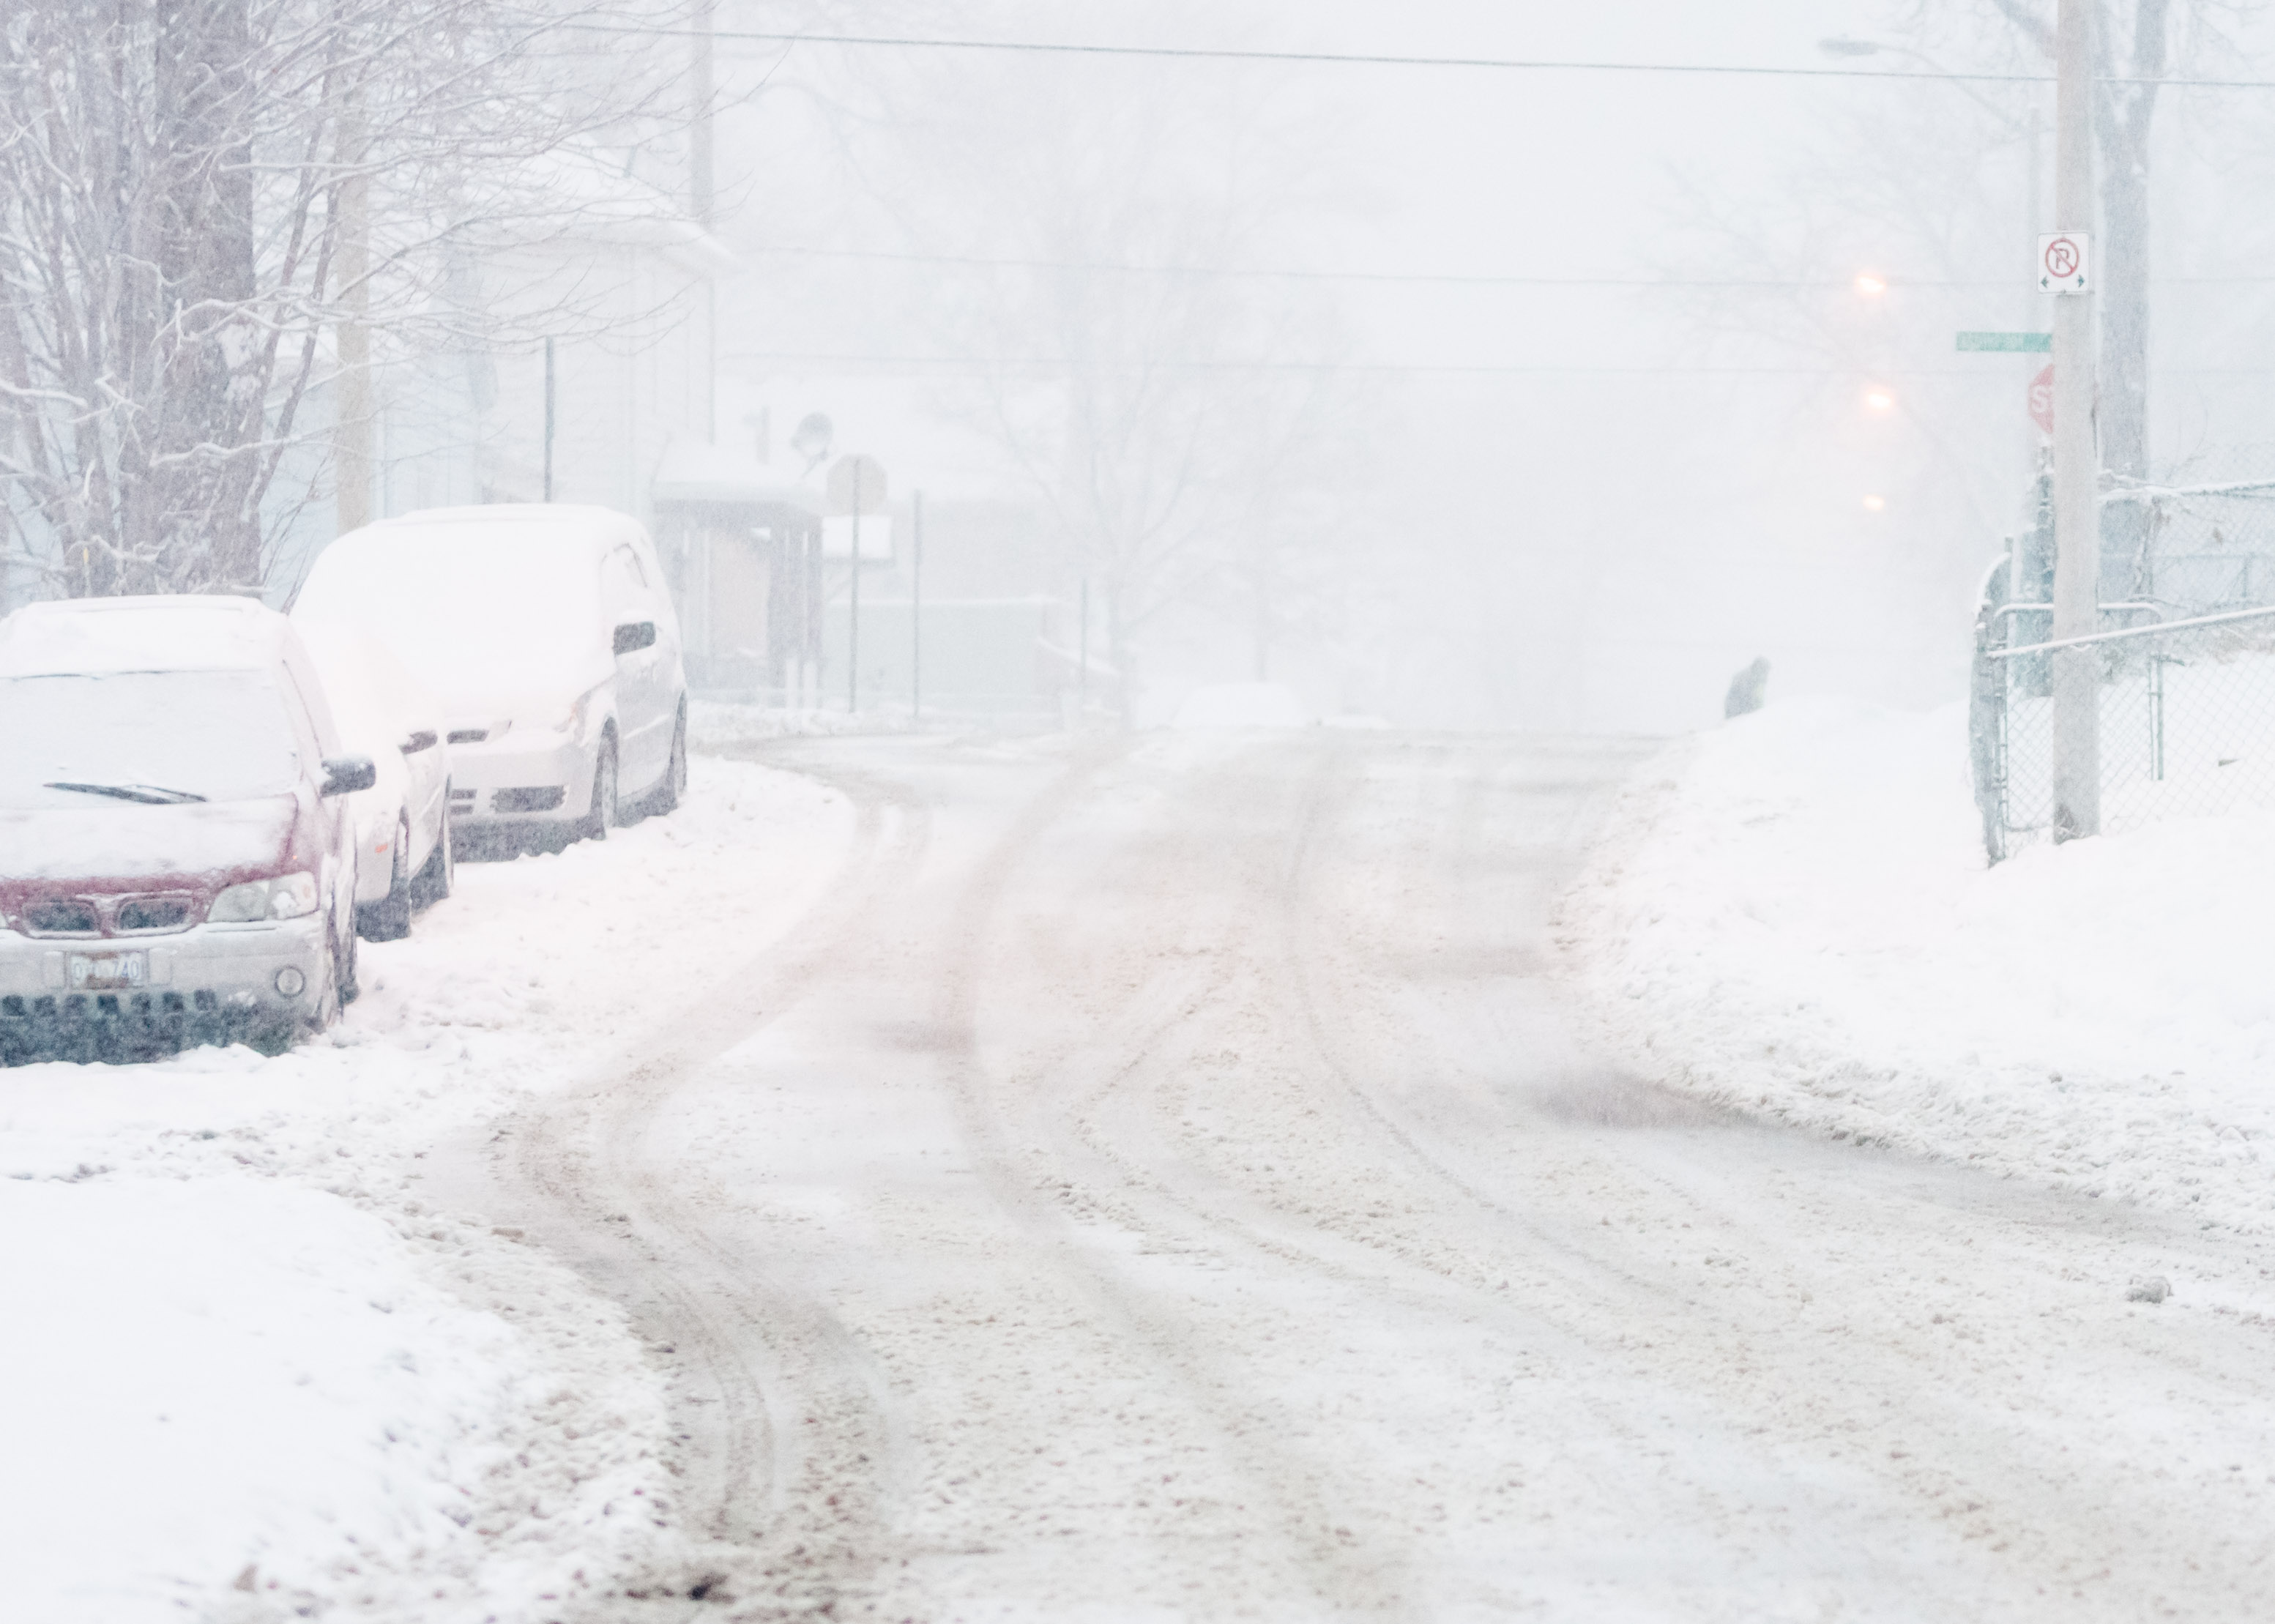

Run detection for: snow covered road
[[447, 730, 2275, 1621]]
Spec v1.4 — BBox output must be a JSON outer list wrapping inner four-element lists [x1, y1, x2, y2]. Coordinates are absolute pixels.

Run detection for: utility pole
[[689, 0, 713, 228], [334, 100, 372, 535], [690, 0, 717, 444], [2049, 0, 2099, 840], [2025, 102, 2045, 512]]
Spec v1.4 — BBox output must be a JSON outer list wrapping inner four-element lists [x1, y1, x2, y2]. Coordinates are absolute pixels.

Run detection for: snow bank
[[688, 699, 915, 748], [0, 755, 853, 1620], [1565, 696, 2275, 1232]]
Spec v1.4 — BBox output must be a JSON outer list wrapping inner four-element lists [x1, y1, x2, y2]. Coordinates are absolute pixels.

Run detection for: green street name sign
[[1956, 331, 2052, 353]]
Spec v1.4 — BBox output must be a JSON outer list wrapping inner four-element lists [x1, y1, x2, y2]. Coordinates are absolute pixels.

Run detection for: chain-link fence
[[2109, 471, 2275, 614], [1973, 602, 2275, 861], [1973, 461, 2275, 862]]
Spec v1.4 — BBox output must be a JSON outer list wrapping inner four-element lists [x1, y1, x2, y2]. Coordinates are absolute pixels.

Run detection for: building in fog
[[269, 180, 726, 603]]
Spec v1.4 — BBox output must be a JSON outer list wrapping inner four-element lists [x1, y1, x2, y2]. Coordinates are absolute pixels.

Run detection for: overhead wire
[[716, 354, 2150, 377], [560, 23, 2275, 90], [745, 244, 2275, 290]]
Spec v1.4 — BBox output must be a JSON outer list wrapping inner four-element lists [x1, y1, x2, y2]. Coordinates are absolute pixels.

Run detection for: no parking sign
[[2037, 233, 2090, 294]]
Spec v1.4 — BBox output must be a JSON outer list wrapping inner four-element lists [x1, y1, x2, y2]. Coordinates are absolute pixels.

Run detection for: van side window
[[605, 550, 641, 614], [602, 548, 644, 606]]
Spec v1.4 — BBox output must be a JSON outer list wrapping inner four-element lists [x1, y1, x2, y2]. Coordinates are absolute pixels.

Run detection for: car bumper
[[0, 917, 329, 1059], [446, 733, 597, 828]]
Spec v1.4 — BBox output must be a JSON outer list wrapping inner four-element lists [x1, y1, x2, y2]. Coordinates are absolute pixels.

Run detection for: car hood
[[425, 647, 614, 728], [0, 795, 300, 886]]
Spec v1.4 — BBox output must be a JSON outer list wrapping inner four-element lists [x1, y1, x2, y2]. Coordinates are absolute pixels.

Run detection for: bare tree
[[0, 0, 695, 599], [829, 17, 1375, 715]]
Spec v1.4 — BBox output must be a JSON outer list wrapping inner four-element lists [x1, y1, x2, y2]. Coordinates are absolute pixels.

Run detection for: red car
[[0, 597, 374, 1062]]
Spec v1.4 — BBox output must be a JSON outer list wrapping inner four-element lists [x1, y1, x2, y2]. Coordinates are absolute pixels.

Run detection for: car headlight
[[210, 873, 320, 923]]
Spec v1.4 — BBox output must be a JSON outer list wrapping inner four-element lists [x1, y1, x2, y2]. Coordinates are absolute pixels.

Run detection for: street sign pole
[[826, 455, 890, 718], [2048, 0, 2099, 841], [912, 490, 923, 719]]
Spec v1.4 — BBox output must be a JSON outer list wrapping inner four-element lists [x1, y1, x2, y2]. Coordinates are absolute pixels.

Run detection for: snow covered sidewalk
[[0, 754, 852, 1623], [1565, 696, 2275, 1233]]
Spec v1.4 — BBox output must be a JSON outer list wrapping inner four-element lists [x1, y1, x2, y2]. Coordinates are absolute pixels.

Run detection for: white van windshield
[[296, 531, 605, 701], [0, 669, 302, 810]]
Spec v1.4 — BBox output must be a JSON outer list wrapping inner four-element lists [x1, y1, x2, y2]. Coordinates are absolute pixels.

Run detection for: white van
[[291, 505, 688, 850]]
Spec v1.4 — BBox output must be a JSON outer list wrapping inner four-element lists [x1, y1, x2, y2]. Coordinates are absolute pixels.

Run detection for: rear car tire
[[641, 705, 689, 819], [337, 917, 360, 1007], [412, 800, 455, 907], [356, 816, 414, 941]]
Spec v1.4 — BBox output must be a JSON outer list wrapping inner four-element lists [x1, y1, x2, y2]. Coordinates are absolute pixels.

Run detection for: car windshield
[[295, 530, 605, 701], [0, 669, 303, 810]]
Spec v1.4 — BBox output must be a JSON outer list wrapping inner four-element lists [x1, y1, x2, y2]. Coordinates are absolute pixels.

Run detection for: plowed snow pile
[[0, 756, 851, 1623], [1567, 696, 2275, 1231]]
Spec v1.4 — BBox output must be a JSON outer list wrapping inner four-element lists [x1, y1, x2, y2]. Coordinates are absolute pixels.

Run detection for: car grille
[[491, 786, 565, 813], [24, 898, 99, 935], [20, 893, 201, 937], [115, 895, 195, 934], [447, 728, 488, 744]]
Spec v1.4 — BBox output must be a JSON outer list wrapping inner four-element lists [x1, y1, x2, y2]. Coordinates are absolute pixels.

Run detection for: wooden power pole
[[2049, 0, 2099, 841], [335, 100, 372, 536]]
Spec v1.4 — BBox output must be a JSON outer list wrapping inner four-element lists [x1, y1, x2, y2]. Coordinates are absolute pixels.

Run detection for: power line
[[748, 244, 1981, 288], [723, 351, 2275, 377], [721, 353, 2036, 376], [565, 24, 2272, 89], [747, 243, 2275, 289]]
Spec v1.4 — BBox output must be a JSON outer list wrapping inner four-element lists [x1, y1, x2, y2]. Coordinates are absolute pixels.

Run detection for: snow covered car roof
[[0, 595, 302, 677]]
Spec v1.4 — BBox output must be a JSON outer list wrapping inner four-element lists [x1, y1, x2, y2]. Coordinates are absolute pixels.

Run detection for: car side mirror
[[614, 620, 658, 655], [400, 730, 438, 755], [321, 756, 377, 796]]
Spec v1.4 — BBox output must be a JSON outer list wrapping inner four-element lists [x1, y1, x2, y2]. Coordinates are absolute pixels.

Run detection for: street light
[[1855, 272, 1888, 297], [1863, 387, 1896, 412], [1862, 494, 1888, 512]]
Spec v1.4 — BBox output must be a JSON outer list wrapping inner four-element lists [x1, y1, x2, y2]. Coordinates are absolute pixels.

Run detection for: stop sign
[[2028, 363, 2054, 436]]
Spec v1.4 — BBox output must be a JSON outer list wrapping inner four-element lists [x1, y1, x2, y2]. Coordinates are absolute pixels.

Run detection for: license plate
[[68, 952, 146, 991]]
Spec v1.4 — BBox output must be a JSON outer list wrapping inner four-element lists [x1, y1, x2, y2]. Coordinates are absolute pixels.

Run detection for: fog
[[652, 1, 2275, 733], [12, 1, 2275, 731]]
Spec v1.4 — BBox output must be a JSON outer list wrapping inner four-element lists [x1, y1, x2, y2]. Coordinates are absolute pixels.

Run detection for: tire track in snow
[[488, 749, 931, 1619], [1278, 735, 2275, 1615], [926, 737, 1427, 1617]]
